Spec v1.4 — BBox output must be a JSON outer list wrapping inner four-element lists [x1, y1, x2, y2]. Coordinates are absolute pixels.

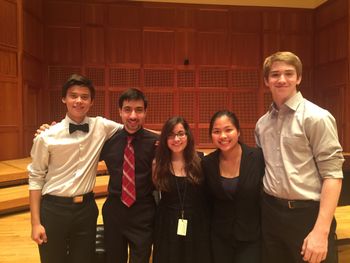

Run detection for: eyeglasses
[[168, 131, 187, 140]]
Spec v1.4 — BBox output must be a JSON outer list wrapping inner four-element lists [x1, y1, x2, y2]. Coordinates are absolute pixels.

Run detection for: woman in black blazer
[[202, 110, 265, 263]]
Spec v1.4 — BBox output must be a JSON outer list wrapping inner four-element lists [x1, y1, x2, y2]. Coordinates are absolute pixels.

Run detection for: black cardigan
[[202, 143, 265, 241]]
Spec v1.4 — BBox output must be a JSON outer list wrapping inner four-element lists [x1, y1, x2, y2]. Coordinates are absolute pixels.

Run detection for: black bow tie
[[69, 123, 89, 134]]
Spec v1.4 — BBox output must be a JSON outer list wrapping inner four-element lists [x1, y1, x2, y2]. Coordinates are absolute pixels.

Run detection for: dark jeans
[[38, 197, 98, 263], [102, 196, 155, 263], [261, 193, 337, 263]]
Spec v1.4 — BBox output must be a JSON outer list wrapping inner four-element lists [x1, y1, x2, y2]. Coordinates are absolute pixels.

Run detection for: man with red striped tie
[[100, 88, 159, 263]]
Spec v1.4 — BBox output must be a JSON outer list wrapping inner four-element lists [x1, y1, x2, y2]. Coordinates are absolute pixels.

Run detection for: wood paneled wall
[[41, 1, 315, 149], [0, 0, 349, 160], [0, 0, 23, 160], [314, 0, 349, 151]]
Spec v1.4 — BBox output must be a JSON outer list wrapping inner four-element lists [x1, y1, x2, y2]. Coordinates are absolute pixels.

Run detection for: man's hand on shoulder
[[34, 121, 57, 137]]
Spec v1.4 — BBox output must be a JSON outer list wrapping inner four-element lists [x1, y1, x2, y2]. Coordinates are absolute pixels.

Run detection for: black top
[[221, 176, 239, 197], [100, 128, 159, 200], [202, 143, 265, 241]]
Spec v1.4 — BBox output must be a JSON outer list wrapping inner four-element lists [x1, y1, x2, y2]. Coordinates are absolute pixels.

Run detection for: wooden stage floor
[[0, 198, 349, 263]]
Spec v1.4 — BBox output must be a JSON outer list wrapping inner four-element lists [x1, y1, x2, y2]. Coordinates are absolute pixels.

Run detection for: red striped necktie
[[121, 136, 136, 207]]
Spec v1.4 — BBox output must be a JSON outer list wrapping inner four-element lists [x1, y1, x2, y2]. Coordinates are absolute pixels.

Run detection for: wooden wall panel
[[197, 32, 230, 65], [106, 29, 141, 64], [280, 34, 313, 67], [0, 81, 19, 125], [23, 0, 43, 20], [23, 56, 42, 85], [196, 8, 229, 31], [107, 4, 140, 28], [143, 30, 175, 65], [46, 27, 82, 65], [0, 132, 20, 160], [314, 0, 349, 151], [0, 0, 17, 47], [0, 49, 17, 77], [143, 6, 176, 28], [45, 1, 81, 26], [231, 34, 261, 67], [23, 12, 43, 60], [84, 26, 105, 64], [231, 9, 261, 33], [175, 31, 196, 66], [84, 3, 105, 25]]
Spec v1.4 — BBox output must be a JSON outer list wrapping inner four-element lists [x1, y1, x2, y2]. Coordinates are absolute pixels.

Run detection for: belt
[[42, 192, 94, 204], [263, 192, 319, 209]]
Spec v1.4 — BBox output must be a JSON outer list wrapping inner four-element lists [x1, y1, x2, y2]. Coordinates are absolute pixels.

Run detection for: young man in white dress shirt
[[255, 51, 344, 263], [28, 74, 123, 263]]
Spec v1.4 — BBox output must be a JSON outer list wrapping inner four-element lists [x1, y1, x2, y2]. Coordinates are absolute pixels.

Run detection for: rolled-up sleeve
[[307, 113, 344, 179], [28, 136, 49, 190]]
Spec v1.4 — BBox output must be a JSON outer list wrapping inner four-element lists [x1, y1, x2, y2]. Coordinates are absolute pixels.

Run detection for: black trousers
[[211, 232, 261, 263], [261, 193, 337, 263], [38, 197, 99, 263], [102, 196, 156, 263]]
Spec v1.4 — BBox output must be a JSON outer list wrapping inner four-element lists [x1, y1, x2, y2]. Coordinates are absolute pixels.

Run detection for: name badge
[[177, 219, 187, 236]]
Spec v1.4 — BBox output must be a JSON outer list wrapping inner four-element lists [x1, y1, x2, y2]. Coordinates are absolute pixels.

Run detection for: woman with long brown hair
[[152, 116, 212, 263]]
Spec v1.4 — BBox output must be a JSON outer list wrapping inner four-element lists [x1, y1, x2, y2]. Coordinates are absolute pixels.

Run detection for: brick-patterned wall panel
[[177, 69, 196, 88], [49, 90, 66, 121], [179, 91, 196, 123], [232, 91, 258, 124], [199, 68, 229, 88], [232, 69, 259, 89], [89, 90, 105, 117], [198, 127, 211, 145], [144, 92, 174, 124], [86, 67, 105, 87], [109, 91, 123, 123], [263, 91, 273, 112], [240, 128, 255, 147], [110, 67, 141, 87], [49, 67, 81, 87], [199, 91, 229, 123], [144, 69, 174, 88]]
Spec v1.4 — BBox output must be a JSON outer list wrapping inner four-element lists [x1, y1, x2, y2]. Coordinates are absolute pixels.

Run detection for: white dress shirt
[[255, 92, 344, 200], [28, 115, 123, 196]]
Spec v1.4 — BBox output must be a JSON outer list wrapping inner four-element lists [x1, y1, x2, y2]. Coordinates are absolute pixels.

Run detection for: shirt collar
[[268, 91, 303, 114], [121, 127, 144, 140], [64, 115, 89, 125]]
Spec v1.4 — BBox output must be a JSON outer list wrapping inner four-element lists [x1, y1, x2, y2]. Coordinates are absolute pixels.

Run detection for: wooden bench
[[0, 175, 109, 215], [0, 158, 109, 215], [0, 158, 108, 187]]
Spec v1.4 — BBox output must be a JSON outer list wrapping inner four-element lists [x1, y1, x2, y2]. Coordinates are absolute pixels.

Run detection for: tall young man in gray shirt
[[255, 51, 344, 263]]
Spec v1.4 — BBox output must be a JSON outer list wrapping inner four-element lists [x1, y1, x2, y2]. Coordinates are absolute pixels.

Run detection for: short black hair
[[62, 74, 95, 100], [118, 88, 148, 109], [209, 110, 240, 138]]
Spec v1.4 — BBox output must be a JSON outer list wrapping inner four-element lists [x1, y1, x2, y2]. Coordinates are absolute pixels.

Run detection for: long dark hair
[[154, 116, 202, 191]]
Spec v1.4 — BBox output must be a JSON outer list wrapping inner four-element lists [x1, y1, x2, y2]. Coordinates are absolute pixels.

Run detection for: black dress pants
[[102, 196, 155, 263], [261, 193, 337, 263], [38, 196, 98, 263]]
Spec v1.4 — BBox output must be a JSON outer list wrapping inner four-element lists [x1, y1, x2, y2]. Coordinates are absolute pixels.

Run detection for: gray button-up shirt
[[255, 92, 344, 200]]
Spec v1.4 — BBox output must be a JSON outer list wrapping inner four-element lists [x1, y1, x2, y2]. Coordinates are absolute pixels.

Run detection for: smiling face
[[211, 115, 240, 152], [62, 85, 94, 123], [119, 99, 146, 134], [264, 61, 302, 108], [167, 123, 188, 155]]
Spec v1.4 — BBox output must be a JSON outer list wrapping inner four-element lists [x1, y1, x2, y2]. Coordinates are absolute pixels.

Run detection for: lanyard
[[171, 162, 187, 219]]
